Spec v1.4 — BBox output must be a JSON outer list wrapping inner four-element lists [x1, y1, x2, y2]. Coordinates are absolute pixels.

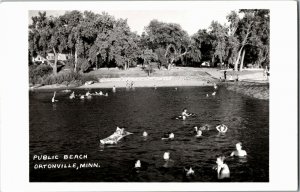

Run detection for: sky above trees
[[28, 9, 231, 36]]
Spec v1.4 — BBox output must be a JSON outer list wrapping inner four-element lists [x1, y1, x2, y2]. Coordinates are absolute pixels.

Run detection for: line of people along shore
[[51, 82, 247, 180]]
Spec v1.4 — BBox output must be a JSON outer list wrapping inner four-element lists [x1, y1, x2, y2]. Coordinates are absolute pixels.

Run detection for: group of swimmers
[[51, 87, 117, 102], [132, 104, 247, 179]]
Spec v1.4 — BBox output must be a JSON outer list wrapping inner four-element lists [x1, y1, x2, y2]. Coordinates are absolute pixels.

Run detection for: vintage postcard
[[0, 1, 298, 191]]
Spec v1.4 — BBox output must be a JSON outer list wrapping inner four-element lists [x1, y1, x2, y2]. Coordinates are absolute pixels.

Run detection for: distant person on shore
[[230, 142, 247, 157], [112, 86, 116, 92], [130, 81, 134, 88], [216, 124, 228, 133], [224, 70, 227, 80], [69, 91, 75, 99], [51, 92, 58, 103], [213, 155, 230, 179]]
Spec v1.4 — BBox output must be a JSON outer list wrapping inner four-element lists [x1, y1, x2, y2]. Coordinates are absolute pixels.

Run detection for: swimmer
[[99, 91, 103, 96], [69, 91, 75, 99], [230, 142, 247, 157], [51, 92, 58, 103], [169, 133, 174, 139], [135, 160, 141, 169], [196, 130, 202, 137], [182, 108, 192, 117], [105, 93, 108, 97], [212, 91, 216, 96], [194, 126, 198, 132], [175, 87, 177, 90], [206, 94, 209, 97], [142, 131, 148, 137], [80, 95, 85, 99], [216, 124, 228, 133], [85, 91, 91, 97], [214, 155, 230, 179], [163, 152, 170, 161], [185, 167, 195, 176], [200, 124, 210, 131], [116, 126, 125, 135], [213, 83, 218, 90], [162, 132, 174, 140], [112, 86, 116, 92]]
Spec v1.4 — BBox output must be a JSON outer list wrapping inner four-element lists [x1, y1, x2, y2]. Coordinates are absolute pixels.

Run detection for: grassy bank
[[224, 81, 269, 100]]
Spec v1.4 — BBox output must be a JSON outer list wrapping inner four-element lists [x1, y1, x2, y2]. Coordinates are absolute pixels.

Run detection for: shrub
[[40, 71, 97, 86], [29, 64, 53, 84], [65, 58, 75, 70], [80, 75, 98, 83], [77, 58, 91, 72]]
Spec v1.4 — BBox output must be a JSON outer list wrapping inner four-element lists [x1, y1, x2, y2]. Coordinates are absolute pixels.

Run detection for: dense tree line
[[29, 9, 269, 74]]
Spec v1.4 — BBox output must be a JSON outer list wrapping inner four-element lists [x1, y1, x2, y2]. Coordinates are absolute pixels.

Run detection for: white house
[[32, 53, 69, 64]]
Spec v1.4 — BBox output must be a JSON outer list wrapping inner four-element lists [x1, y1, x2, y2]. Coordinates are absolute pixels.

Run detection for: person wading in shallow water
[[213, 155, 230, 180], [230, 142, 247, 157]]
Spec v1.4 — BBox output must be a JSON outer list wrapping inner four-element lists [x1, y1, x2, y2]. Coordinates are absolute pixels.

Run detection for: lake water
[[29, 86, 269, 182]]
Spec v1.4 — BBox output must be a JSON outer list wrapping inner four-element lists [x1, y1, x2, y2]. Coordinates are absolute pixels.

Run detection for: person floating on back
[[230, 142, 247, 157], [214, 155, 230, 180], [216, 124, 228, 133], [51, 91, 58, 103]]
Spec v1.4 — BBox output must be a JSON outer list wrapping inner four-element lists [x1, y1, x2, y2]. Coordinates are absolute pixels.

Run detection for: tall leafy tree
[[145, 20, 190, 69]]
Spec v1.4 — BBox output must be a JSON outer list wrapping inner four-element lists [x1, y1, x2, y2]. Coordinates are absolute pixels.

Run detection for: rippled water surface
[[30, 86, 269, 182]]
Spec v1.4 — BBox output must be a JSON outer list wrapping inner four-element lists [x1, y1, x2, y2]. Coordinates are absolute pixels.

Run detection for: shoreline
[[33, 79, 216, 90]]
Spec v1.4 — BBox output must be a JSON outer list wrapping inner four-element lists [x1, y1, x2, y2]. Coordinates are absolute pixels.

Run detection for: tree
[[226, 9, 269, 71], [95, 17, 140, 70], [209, 21, 228, 67], [59, 10, 83, 72], [29, 12, 68, 75], [144, 20, 190, 69]]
